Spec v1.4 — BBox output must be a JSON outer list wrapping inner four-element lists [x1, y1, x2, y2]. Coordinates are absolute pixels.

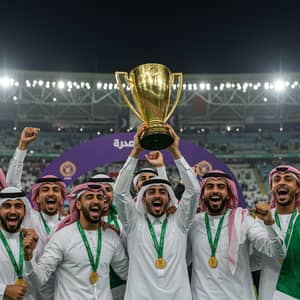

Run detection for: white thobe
[[258, 209, 297, 300], [0, 230, 36, 300], [6, 148, 26, 190], [102, 213, 126, 300], [30, 211, 64, 300], [114, 156, 201, 300], [25, 222, 128, 300], [188, 211, 285, 300]]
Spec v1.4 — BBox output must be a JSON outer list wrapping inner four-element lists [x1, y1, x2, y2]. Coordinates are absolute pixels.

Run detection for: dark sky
[[1, 1, 300, 74]]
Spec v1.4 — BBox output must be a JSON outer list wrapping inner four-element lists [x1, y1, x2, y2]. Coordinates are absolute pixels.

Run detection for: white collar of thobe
[[146, 213, 167, 225], [0, 227, 20, 239], [40, 211, 60, 222]]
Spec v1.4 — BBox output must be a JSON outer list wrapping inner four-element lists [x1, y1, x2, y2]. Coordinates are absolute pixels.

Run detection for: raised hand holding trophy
[[115, 63, 183, 150]]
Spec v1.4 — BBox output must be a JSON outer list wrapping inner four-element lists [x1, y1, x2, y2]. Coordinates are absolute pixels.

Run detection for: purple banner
[[41, 132, 246, 207]]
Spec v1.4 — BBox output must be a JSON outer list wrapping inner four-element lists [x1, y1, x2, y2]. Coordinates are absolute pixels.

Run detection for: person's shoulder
[[54, 222, 77, 238], [101, 222, 121, 239], [190, 212, 204, 227]]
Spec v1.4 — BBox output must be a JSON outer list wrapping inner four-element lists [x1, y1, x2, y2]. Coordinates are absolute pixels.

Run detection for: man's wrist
[[18, 141, 29, 151], [130, 147, 142, 158]]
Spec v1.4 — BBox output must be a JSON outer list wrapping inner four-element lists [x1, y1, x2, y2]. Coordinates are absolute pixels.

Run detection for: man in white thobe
[[29, 175, 68, 300], [23, 181, 128, 300], [188, 170, 286, 300], [0, 186, 37, 300], [114, 124, 201, 300], [89, 174, 126, 300], [257, 165, 300, 300]]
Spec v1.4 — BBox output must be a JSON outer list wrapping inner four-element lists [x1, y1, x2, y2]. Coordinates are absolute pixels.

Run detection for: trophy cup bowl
[[115, 63, 183, 150]]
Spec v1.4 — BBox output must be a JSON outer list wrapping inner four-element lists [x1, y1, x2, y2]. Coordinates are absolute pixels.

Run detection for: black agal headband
[[0, 191, 26, 198], [36, 177, 63, 184], [141, 178, 171, 187], [202, 172, 232, 180], [88, 177, 114, 183]]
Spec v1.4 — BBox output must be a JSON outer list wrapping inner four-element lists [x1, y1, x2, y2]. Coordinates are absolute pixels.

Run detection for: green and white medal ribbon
[[146, 217, 168, 269], [107, 205, 120, 230], [274, 208, 298, 263], [205, 210, 227, 268], [77, 221, 102, 284], [0, 229, 26, 286]]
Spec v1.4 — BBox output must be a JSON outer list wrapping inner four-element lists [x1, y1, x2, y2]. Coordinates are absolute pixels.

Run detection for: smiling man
[[23, 182, 128, 300], [188, 170, 286, 300], [114, 123, 200, 300], [88, 174, 126, 300], [31, 175, 67, 251], [30, 175, 67, 300], [258, 165, 300, 300], [0, 186, 37, 300]]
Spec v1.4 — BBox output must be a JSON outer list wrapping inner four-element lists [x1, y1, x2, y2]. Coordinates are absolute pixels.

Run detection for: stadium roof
[[1, 69, 300, 132]]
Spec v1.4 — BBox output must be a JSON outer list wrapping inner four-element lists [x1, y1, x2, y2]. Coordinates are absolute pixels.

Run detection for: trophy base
[[140, 132, 174, 150]]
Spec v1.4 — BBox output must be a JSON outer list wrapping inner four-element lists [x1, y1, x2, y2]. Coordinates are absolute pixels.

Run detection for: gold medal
[[208, 256, 218, 268], [155, 258, 166, 269], [15, 278, 26, 286], [89, 272, 99, 284]]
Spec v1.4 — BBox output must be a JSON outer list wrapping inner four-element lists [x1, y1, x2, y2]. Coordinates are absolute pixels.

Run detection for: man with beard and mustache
[[88, 174, 126, 300], [23, 182, 128, 300], [188, 170, 286, 300], [114, 123, 201, 300], [0, 186, 38, 300], [256, 165, 300, 300], [29, 175, 67, 300], [89, 174, 123, 235]]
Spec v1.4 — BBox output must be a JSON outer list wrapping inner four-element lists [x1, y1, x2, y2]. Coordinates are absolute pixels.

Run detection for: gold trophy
[[115, 63, 183, 150]]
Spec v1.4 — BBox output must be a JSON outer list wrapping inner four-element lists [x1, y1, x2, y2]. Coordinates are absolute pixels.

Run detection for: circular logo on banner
[[59, 161, 76, 179], [197, 160, 213, 176]]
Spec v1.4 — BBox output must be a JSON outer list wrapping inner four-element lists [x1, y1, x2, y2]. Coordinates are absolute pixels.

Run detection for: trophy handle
[[164, 72, 183, 122], [115, 71, 143, 121]]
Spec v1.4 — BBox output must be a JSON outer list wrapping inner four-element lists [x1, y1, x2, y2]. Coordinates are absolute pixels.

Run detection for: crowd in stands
[[2, 128, 300, 209]]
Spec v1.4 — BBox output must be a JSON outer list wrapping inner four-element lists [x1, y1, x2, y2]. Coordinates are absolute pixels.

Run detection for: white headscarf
[[0, 186, 32, 227], [132, 168, 158, 188], [135, 176, 178, 215], [89, 174, 114, 188]]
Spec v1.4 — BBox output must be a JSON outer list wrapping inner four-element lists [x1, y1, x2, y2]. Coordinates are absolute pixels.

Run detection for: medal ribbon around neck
[[205, 210, 227, 267], [274, 208, 298, 248], [39, 212, 51, 235], [0, 229, 24, 280], [107, 206, 120, 230], [146, 217, 168, 268], [77, 221, 102, 284], [40, 212, 61, 235]]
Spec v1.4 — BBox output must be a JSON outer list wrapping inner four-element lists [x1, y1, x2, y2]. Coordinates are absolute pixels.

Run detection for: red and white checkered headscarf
[[56, 182, 106, 231], [31, 175, 67, 211], [269, 165, 300, 208], [199, 170, 247, 275], [199, 170, 239, 211]]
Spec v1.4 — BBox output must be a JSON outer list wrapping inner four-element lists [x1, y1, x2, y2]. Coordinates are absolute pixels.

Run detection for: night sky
[[1, 1, 300, 75]]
